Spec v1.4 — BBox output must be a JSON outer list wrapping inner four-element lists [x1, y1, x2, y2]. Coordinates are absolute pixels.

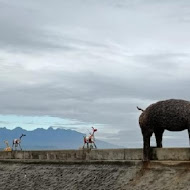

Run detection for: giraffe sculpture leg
[[19, 143, 22, 150], [83, 142, 87, 149], [93, 142, 97, 149]]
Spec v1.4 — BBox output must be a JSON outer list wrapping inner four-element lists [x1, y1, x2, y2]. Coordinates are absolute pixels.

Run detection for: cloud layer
[[1, 0, 190, 147]]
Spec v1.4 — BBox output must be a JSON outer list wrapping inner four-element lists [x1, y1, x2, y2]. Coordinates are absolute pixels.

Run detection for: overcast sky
[[0, 0, 190, 147]]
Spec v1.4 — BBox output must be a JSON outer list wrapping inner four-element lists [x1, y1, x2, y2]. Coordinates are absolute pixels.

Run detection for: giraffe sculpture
[[12, 134, 26, 150], [83, 127, 97, 149]]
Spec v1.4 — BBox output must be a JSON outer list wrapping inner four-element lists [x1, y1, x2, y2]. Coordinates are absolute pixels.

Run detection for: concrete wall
[[0, 148, 189, 161]]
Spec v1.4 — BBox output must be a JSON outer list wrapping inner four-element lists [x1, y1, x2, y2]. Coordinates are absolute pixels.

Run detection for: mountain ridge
[[0, 127, 121, 150]]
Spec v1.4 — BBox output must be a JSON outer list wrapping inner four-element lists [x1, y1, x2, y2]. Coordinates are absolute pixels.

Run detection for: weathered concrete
[[0, 160, 189, 190], [0, 149, 189, 189], [152, 148, 190, 161], [0, 148, 189, 161]]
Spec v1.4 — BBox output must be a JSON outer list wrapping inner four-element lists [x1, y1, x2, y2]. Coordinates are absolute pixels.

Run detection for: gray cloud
[[0, 0, 190, 147]]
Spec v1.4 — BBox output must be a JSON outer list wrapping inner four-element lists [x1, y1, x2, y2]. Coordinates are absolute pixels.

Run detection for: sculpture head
[[92, 127, 97, 133]]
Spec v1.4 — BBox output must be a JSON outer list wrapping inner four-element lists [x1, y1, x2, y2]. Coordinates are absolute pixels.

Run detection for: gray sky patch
[[0, 0, 190, 147]]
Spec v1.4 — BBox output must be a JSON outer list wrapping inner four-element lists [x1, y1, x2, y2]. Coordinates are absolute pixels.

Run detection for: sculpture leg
[[188, 128, 190, 146], [155, 129, 164, 148], [19, 144, 22, 151], [142, 129, 153, 161], [143, 135, 151, 161], [93, 142, 97, 149]]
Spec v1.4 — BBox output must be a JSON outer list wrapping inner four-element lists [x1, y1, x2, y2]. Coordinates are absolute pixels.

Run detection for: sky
[[0, 0, 190, 147]]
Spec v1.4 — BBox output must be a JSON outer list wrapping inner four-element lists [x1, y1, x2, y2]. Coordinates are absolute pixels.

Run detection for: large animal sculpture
[[83, 127, 97, 149], [137, 99, 190, 161], [12, 134, 26, 150]]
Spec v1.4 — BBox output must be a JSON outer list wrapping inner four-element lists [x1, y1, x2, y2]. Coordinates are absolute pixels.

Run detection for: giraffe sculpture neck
[[20, 135, 23, 140]]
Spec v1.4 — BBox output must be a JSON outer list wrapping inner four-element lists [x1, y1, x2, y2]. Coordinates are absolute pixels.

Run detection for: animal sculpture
[[4, 140, 12, 151], [137, 99, 190, 161], [83, 127, 97, 149], [12, 134, 26, 150]]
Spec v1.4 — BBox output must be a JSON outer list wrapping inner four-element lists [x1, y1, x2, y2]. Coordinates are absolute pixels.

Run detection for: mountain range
[[0, 127, 120, 150]]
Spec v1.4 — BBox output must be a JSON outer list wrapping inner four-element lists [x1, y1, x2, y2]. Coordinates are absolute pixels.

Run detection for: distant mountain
[[0, 127, 121, 150]]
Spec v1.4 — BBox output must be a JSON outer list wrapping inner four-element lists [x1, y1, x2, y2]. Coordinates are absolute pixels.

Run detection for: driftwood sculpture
[[137, 99, 190, 161]]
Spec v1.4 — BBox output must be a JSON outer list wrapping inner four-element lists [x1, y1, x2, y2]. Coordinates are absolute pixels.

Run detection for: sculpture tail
[[137, 106, 144, 112]]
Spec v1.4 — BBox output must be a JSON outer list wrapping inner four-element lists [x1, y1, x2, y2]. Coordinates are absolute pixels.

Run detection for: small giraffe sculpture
[[83, 127, 97, 149], [12, 134, 26, 150]]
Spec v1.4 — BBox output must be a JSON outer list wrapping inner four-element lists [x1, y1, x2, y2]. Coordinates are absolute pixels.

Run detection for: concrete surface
[[0, 149, 189, 189], [0, 160, 189, 190], [0, 148, 189, 161]]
